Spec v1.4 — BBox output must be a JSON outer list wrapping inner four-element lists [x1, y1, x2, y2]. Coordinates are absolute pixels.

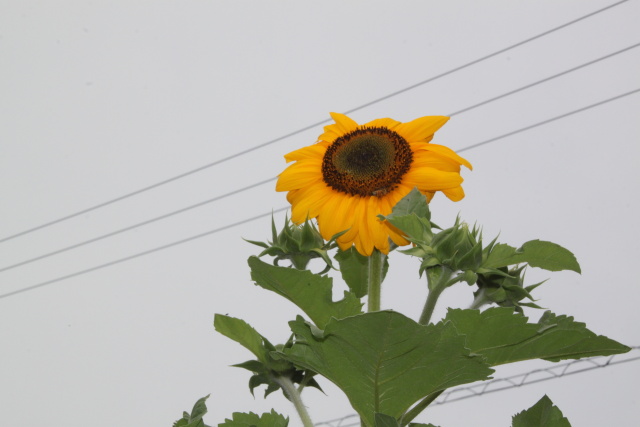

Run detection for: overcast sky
[[1, 1, 639, 426]]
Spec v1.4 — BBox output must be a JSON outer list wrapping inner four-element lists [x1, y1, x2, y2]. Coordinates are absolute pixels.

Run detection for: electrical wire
[[1, 87, 638, 299], [0, 0, 628, 244], [2, 43, 637, 275], [0, 207, 289, 300]]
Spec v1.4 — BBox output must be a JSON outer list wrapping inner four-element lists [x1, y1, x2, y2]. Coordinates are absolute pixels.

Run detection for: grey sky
[[1, 1, 638, 426]]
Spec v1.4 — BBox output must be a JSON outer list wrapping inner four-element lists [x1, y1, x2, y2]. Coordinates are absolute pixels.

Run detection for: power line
[[0, 0, 628, 245], [457, 87, 640, 153], [1, 88, 637, 298], [314, 347, 640, 427], [0, 207, 288, 300], [0, 177, 277, 273], [2, 44, 637, 275]]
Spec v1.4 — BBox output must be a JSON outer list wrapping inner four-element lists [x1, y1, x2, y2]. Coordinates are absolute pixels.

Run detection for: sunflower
[[276, 112, 472, 256]]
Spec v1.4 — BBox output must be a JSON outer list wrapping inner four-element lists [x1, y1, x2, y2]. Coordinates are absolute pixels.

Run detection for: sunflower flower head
[[276, 112, 472, 256]]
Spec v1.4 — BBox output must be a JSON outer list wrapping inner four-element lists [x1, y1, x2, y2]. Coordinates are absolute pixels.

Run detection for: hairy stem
[[277, 376, 314, 427], [418, 286, 444, 325], [367, 249, 385, 312], [400, 390, 444, 426], [418, 266, 453, 325]]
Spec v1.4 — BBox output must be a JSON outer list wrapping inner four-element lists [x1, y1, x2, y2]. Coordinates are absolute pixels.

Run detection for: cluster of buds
[[245, 216, 342, 273], [392, 213, 542, 309]]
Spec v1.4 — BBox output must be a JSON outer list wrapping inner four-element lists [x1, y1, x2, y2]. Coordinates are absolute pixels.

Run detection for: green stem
[[277, 376, 314, 427], [400, 390, 444, 426], [418, 267, 453, 325], [418, 286, 444, 325], [367, 249, 385, 312], [469, 288, 488, 309]]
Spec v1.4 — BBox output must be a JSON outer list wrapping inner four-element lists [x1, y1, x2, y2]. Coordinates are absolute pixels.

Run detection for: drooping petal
[[289, 184, 333, 223], [317, 193, 352, 239], [395, 116, 449, 142], [442, 186, 466, 202], [368, 197, 390, 254]]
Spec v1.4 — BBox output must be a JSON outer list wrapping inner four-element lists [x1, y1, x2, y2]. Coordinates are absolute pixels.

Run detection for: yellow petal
[[395, 116, 449, 142], [317, 193, 352, 239], [418, 143, 473, 170], [354, 199, 374, 256], [276, 161, 323, 191], [368, 197, 390, 254], [363, 117, 402, 129], [411, 149, 462, 172], [284, 143, 327, 162], [289, 185, 333, 223], [402, 167, 463, 191], [330, 112, 359, 133], [442, 186, 466, 201]]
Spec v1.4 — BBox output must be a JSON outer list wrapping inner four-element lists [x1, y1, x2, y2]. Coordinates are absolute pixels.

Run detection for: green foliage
[[219, 410, 289, 427], [173, 395, 211, 427], [279, 311, 493, 426], [482, 240, 581, 273], [245, 215, 344, 272], [512, 395, 571, 427], [214, 315, 321, 398], [249, 256, 363, 329], [373, 413, 439, 427], [444, 307, 630, 366], [374, 413, 400, 427], [335, 247, 389, 298]]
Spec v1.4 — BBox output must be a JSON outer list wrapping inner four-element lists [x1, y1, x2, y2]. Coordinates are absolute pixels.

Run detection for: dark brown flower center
[[322, 127, 413, 197]]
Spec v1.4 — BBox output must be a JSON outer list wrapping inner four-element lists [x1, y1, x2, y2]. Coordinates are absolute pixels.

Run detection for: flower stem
[[400, 390, 444, 426], [418, 266, 453, 325], [277, 376, 314, 427], [469, 288, 487, 309], [367, 249, 385, 312]]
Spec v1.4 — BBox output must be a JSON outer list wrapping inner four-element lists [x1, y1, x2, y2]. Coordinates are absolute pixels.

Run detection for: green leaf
[[378, 188, 433, 244], [219, 410, 289, 427], [280, 311, 492, 426], [214, 315, 270, 363], [249, 256, 363, 329], [374, 413, 399, 427], [484, 241, 580, 273], [445, 307, 630, 366], [173, 395, 211, 427], [512, 395, 571, 427], [386, 187, 431, 218], [335, 247, 389, 298]]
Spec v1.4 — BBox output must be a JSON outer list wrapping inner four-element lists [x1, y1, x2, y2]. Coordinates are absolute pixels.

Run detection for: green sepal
[[173, 395, 211, 427], [512, 395, 571, 427], [335, 247, 389, 298], [278, 311, 493, 427], [249, 256, 363, 329], [444, 307, 630, 366], [219, 410, 289, 427]]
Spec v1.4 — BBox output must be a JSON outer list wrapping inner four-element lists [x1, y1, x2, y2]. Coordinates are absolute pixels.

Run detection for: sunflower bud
[[245, 216, 340, 272], [474, 265, 543, 313]]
